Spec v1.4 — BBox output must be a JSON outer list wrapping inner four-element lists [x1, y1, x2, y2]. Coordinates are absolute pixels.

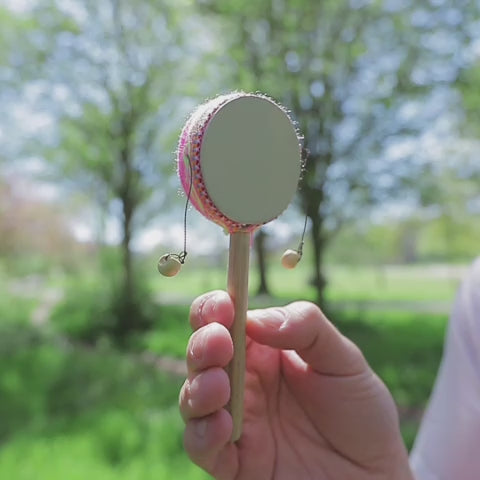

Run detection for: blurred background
[[1, 0, 479, 478]]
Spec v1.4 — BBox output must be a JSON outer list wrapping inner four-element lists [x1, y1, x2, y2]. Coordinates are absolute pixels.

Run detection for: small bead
[[157, 254, 182, 277], [281, 249, 302, 269]]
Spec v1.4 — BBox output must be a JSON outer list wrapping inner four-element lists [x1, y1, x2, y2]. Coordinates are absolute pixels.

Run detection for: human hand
[[179, 291, 413, 480]]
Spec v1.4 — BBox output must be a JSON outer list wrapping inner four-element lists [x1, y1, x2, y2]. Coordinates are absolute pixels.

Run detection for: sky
[[1, 0, 33, 12]]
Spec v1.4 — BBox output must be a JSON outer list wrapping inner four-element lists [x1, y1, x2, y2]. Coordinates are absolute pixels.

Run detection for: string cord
[[296, 146, 310, 257], [297, 212, 308, 256], [166, 153, 192, 265], [175, 153, 193, 264]]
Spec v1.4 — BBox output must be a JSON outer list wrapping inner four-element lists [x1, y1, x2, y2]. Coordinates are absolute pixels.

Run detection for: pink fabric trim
[[177, 93, 260, 234]]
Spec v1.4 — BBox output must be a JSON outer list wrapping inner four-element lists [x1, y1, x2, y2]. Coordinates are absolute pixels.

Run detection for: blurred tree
[[0, 177, 87, 273], [9, 0, 203, 340], [458, 34, 480, 139], [200, 0, 476, 305], [254, 229, 270, 295], [415, 158, 480, 262], [456, 59, 480, 198]]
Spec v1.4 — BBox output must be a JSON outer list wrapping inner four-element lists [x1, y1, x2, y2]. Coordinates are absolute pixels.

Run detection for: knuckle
[[288, 301, 325, 328], [298, 301, 324, 321], [345, 338, 368, 367]]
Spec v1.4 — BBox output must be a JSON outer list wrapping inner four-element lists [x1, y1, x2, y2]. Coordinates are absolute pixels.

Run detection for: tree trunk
[[255, 229, 270, 295], [309, 214, 327, 307], [116, 129, 137, 341], [119, 197, 135, 338]]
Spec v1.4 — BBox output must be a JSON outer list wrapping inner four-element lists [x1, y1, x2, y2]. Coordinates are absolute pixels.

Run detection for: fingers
[[183, 409, 236, 478], [181, 322, 233, 420], [186, 322, 233, 374], [182, 291, 234, 422], [180, 293, 238, 477], [190, 290, 234, 331], [179, 367, 231, 421], [247, 301, 367, 376]]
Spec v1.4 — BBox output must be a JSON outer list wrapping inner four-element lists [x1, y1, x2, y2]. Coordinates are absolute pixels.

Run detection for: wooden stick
[[227, 231, 250, 442]]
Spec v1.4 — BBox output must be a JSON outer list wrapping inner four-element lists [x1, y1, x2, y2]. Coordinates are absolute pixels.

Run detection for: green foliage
[[50, 267, 158, 344], [459, 64, 480, 135], [0, 291, 36, 328], [0, 325, 177, 436], [418, 216, 480, 262], [326, 224, 401, 265], [336, 310, 446, 401], [93, 408, 182, 466], [0, 319, 208, 479], [0, 432, 207, 480], [2, 253, 52, 276], [335, 309, 447, 450], [0, 327, 61, 439], [325, 215, 480, 266], [140, 305, 191, 358], [49, 274, 116, 342]]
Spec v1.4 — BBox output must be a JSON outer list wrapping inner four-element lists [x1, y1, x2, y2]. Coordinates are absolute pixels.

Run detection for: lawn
[[152, 261, 462, 305], [0, 324, 209, 480], [0, 263, 457, 478]]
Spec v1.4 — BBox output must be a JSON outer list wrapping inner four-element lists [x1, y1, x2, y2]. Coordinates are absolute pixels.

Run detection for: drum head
[[200, 95, 301, 225]]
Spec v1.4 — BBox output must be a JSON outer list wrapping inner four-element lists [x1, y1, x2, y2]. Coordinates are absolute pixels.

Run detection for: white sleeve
[[410, 258, 480, 480]]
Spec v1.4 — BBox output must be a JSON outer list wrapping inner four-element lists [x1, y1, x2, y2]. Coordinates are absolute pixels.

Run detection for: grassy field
[[0, 314, 208, 479], [0, 263, 460, 478], [153, 261, 462, 305]]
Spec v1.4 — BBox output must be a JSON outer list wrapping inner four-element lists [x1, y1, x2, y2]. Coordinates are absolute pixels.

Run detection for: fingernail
[[195, 418, 207, 438], [196, 293, 215, 326], [189, 331, 206, 362], [278, 318, 289, 331], [203, 291, 228, 314]]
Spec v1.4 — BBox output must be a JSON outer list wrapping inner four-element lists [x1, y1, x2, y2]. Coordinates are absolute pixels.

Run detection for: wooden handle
[[227, 231, 250, 442]]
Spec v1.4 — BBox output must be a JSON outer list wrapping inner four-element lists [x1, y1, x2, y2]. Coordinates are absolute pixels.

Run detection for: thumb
[[246, 302, 367, 377]]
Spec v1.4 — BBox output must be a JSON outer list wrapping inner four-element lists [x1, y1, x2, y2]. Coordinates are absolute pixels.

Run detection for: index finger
[[189, 290, 234, 331]]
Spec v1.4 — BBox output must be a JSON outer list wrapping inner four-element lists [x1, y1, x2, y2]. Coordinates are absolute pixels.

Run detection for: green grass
[[0, 416, 207, 480], [325, 265, 459, 302], [0, 306, 443, 478], [0, 285, 37, 327], [332, 308, 447, 448], [0, 325, 208, 480], [152, 262, 461, 305], [141, 304, 191, 358]]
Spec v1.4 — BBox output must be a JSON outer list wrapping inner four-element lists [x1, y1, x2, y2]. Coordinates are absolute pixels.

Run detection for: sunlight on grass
[[0, 427, 208, 480], [152, 262, 462, 305], [0, 325, 208, 480]]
